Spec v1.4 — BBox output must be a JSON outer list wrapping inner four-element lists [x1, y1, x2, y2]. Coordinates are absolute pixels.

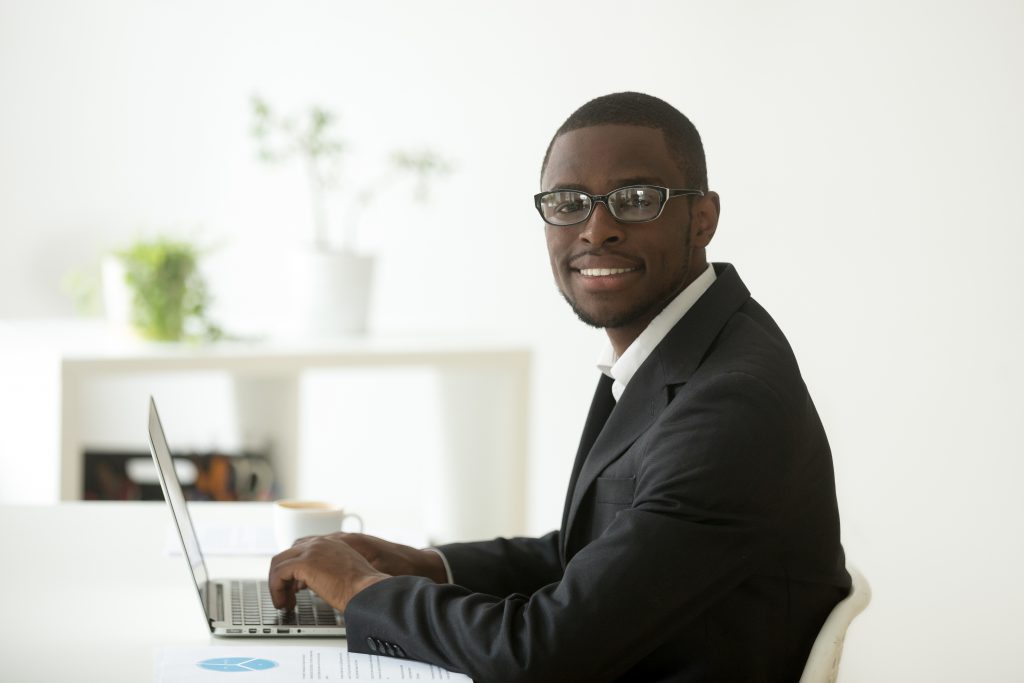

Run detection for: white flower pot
[[290, 248, 375, 337], [101, 255, 133, 328]]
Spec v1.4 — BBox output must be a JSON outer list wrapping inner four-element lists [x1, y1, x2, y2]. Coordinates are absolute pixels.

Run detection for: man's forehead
[[549, 176, 669, 192], [541, 124, 681, 190]]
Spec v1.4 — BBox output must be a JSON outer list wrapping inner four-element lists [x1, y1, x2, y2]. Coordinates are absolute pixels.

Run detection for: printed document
[[156, 645, 471, 681]]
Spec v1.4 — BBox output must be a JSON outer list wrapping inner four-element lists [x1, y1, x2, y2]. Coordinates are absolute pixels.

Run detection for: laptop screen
[[147, 398, 211, 620]]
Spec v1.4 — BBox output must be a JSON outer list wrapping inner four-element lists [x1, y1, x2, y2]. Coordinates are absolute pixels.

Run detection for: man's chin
[[562, 294, 648, 331]]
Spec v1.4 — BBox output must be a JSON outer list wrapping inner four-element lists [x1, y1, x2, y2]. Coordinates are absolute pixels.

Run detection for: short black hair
[[540, 91, 708, 191]]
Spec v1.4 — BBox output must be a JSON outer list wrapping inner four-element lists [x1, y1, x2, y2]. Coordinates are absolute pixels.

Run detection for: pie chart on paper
[[198, 657, 279, 672]]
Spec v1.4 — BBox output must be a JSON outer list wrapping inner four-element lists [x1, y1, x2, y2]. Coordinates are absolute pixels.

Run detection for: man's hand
[[336, 533, 449, 584], [268, 535, 390, 612]]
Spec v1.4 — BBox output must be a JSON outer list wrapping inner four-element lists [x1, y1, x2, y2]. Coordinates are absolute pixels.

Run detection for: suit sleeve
[[437, 531, 562, 597], [343, 371, 794, 683]]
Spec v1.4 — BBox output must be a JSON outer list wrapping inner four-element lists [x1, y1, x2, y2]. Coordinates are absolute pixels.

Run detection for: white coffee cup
[[272, 500, 364, 551]]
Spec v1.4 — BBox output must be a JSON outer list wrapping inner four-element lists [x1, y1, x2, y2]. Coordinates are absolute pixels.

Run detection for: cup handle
[[341, 512, 364, 533]]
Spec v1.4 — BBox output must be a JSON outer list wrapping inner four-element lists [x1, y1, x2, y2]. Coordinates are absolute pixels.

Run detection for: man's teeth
[[579, 267, 638, 277]]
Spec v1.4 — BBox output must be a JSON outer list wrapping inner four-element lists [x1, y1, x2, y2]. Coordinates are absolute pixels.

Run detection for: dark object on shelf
[[83, 449, 277, 502]]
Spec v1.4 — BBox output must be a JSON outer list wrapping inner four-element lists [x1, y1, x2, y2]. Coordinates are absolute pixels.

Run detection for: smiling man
[[539, 123, 713, 359], [269, 92, 850, 682]]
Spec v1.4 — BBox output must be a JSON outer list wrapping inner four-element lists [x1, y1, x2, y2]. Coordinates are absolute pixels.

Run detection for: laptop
[[147, 397, 346, 637]]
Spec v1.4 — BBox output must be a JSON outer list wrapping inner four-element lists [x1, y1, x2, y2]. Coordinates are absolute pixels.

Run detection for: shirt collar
[[597, 264, 717, 401]]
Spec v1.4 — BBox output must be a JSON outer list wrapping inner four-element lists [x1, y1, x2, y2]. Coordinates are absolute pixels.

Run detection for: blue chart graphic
[[198, 657, 279, 673]]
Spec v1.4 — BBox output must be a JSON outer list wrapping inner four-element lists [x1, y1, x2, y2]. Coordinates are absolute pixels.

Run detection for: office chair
[[797, 565, 871, 683]]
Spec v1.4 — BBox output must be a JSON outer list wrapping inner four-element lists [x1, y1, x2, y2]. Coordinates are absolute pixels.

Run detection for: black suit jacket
[[345, 264, 850, 682]]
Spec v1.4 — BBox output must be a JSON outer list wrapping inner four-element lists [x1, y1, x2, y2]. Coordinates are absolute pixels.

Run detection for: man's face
[[541, 124, 717, 341]]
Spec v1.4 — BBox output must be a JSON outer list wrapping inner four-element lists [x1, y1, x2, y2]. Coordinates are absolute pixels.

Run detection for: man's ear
[[691, 191, 720, 248]]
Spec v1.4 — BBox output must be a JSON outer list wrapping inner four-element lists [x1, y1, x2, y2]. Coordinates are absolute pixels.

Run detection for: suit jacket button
[[394, 645, 407, 658], [384, 642, 396, 657], [366, 636, 379, 652]]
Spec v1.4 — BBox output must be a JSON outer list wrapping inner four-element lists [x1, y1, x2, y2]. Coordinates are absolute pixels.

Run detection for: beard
[[560, 290, 659, 330]]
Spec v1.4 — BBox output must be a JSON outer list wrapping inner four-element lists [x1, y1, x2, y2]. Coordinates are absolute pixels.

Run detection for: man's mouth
[[578, 267, 641, 277]]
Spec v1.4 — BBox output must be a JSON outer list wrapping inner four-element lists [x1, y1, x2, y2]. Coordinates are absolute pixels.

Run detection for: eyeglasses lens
[[608, 187, 661, 222], [539, 191, 592, 226]]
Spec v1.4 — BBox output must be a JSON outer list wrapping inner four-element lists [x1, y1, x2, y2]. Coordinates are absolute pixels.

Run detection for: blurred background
[[1, 0, 1022, 680]]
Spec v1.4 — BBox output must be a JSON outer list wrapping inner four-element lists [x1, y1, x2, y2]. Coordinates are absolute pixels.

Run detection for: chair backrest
[[797, 565, 871, 683]]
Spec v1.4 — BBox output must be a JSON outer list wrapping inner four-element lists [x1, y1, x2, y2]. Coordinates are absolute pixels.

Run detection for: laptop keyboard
[[231, 580, 341, 627]]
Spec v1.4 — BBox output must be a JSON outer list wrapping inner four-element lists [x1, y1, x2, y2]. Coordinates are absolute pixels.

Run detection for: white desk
[[0, 502, 392, 682]]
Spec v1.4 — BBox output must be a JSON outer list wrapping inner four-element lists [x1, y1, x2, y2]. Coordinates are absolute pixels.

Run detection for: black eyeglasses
[[534, 185, 704, 226]]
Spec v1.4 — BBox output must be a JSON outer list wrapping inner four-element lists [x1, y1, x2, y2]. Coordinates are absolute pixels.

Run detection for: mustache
[[567, 249, 643, 268]]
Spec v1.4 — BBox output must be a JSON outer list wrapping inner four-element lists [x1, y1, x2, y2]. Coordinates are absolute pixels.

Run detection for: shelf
[[0, 320, 531, 542]]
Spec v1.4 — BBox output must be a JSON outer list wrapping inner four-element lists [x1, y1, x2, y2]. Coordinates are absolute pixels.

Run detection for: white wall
[[2, 1, 1023, 679]]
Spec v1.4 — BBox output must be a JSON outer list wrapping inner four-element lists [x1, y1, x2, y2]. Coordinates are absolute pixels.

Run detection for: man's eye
[[556, 201, 585, 214]]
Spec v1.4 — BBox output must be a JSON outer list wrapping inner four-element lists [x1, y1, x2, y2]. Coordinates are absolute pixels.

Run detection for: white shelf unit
[[1, 323, 531, 543]]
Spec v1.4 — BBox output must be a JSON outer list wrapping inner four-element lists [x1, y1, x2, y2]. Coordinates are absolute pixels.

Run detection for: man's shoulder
[[723, 296, 797, 361], [644, 264, 812, 403], [679, 296, 807, 403]]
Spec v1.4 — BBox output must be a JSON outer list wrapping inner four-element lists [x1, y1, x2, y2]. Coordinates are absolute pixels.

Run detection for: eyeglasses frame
[[533, 185, 705, 227]]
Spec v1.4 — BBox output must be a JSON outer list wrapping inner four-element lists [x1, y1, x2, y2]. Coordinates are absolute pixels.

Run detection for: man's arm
[[268, 531, 563, 609], [436, 531, 562, 596]]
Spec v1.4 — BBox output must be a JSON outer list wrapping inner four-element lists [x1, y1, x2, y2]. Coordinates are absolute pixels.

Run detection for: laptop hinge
[[213, 582, 225, 623], [203, 580, 225, 625]]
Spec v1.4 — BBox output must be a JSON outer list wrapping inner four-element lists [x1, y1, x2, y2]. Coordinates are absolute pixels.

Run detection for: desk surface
[[0, 502, 358, 682]]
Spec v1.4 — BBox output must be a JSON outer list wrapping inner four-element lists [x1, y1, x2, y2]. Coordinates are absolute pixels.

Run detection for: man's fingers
[[266, 535, 392, 614], [268, 555, 303, 610]]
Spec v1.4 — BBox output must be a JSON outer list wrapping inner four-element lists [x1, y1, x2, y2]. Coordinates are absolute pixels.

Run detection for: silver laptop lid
[[147, 397, 213, 627]]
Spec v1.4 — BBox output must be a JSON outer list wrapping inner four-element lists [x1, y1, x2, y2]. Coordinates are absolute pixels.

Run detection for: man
[[269, 92, 850, 682]]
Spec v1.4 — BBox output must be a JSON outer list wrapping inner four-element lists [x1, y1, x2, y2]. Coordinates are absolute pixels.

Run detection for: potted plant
[[103, 236, 223, 342], [250, 96, 451, 337]]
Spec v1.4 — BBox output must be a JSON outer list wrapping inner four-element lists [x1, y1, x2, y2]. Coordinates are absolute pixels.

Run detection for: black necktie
[[559, 374, 616, 562]]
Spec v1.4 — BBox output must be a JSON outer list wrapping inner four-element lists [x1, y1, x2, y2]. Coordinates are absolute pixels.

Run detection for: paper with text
[[156, 645, 472, 681]]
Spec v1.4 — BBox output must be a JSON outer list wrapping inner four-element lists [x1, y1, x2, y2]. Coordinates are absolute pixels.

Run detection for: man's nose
[[579, 202, 625, 246]]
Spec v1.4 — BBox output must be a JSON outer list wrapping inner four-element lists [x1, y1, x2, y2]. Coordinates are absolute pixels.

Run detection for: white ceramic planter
[[290, 248, 375, 337], [101, 255, 133, 328]]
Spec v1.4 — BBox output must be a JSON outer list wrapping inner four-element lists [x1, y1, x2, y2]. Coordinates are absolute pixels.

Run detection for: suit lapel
[[561, 263, 752, 559]]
